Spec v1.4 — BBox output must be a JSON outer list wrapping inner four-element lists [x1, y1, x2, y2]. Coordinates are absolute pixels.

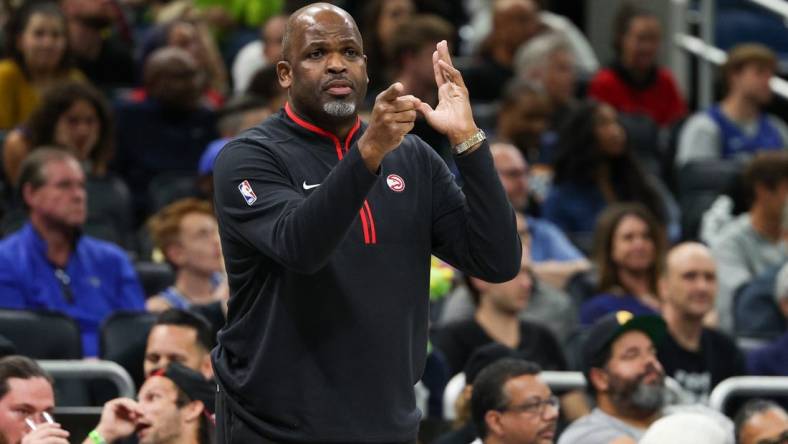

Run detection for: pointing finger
[[378, 82, 404, 102]]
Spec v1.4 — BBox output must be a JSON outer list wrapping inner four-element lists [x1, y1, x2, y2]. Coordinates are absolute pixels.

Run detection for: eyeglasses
[[25, 411, 54, 430], [756, 430, 788, 444], [54, 268, 74, 304], [499, 395, 560, 417]]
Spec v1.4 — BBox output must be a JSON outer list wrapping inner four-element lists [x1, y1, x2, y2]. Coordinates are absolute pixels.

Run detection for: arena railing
[[709, 376, 788, 412], [670, 0, 788, 107]]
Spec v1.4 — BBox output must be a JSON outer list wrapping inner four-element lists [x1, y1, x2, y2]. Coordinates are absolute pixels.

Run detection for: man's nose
[[326, 52, 347, 73]]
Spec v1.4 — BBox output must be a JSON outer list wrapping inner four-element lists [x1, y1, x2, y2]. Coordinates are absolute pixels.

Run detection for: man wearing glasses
[[470, 358, 559, 444], [0, 149, 144, 357], [0, 355, 68, 444]]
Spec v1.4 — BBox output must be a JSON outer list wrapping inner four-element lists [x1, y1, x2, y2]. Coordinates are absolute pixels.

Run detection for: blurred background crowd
[[0, 0, 788, 443]]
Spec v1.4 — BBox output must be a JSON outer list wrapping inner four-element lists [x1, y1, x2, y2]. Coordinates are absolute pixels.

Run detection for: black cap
[[583, 310, 666, 373], [464, 343, 533, 385], [154, 363, 216, 414]]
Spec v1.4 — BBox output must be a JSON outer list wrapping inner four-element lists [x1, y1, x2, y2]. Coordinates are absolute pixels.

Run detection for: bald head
[[143, 47, 201, 110], [662, 242, 717, 320], [665, 242, 714, 274], [282, 3, 362, 63]]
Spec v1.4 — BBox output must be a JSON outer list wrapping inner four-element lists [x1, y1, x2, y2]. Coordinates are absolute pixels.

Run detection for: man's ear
[[277, 60, 292, 88], [181, 400, 204, 423], [589, 367, 609, 393], [165, 243, 184, 267], [200, 354, 214, 380], [485, 409, 505, 437], [22, 183, 36, 209]]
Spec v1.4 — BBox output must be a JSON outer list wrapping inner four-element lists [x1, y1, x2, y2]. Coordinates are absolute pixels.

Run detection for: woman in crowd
[[543, 100, 674, 249], [580, 203, 666, 326], [588, 2, 686, 127], [0, 1, 83, 130], [361, 0, 415, 102], [3, 81, 112, 185], [0, 80, 135, 247]]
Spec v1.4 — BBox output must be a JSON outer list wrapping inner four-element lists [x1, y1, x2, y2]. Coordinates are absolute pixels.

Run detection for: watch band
[[452, 129, 486, 156]]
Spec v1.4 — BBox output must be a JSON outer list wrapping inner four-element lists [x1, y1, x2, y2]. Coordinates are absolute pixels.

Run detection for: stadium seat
[[85, 174, 134, 248], [0, 309, 82, 359], [100, 311, 156, 390], [147, 171, 199, 214], [134, 261, 175, 298], [676, 159, 743, 240], [0, 309, 90, 405]]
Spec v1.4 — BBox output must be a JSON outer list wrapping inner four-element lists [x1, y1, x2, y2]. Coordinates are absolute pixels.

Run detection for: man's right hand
[[87, 398, 145, 443], [358, 82, 421, 172], [21, 423, 69, 444]]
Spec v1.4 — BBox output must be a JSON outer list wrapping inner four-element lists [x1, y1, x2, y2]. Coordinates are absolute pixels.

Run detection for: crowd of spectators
[[0, 0, 787, 443]]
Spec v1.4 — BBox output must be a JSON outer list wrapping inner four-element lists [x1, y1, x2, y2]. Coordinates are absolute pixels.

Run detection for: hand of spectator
[[21, 423, 69, 444], [358, 82, 421, 171], [417, 40, 479, 147], [92, 398, 145, 442]]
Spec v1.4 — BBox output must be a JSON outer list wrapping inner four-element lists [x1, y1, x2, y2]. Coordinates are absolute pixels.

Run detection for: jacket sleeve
[[213, 138, 378, 274], [429, 140, 521, 283]]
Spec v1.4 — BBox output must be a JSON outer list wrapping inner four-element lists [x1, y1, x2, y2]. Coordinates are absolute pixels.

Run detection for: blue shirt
[[0, 224, 145, 356], [526, 216, 585, 262], [707, 105, 783, 159], [580, 292, 659, 327]]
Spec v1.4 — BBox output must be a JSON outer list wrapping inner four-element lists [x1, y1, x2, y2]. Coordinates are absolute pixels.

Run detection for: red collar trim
[[284, 102, 361, 153]]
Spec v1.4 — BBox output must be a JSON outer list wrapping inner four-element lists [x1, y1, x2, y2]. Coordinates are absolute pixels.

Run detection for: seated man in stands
[[492, 142, 590, 289], [144, 309, 214, 379], [470, 358, 559, 444], [658, 242, 744, 403], [558, 311, 668, 444], [112, 47, 218, 223], [677, 44, 788, 167], [734, 399, 788, 444], [85, 362, 214, 444], [437, 212, 577, 344], [0, 149, 144, 357], [433, 239, 587, 421], [514, 32, 578, 134], [0, 355, 69, 444], [711, 151, 788, 332], [146, 198, 227, 327]]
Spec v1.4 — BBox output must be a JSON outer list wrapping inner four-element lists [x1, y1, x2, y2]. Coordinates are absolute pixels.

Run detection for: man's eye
[[309, 49, 323, 59], [345, 48, 358, 57]]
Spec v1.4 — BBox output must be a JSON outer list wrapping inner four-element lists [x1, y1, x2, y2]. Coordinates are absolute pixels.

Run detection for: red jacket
[[589, 65, 687, 127]]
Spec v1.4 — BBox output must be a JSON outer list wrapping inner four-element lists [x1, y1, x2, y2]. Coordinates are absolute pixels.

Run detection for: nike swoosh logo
[[302, 181, 321, 190]]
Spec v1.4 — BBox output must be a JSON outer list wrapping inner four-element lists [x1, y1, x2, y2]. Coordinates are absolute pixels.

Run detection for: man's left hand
[[417, 40, 479, 146]]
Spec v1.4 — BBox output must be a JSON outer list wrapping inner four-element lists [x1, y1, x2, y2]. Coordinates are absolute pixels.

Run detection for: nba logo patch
[[238, 180, 257, 206]]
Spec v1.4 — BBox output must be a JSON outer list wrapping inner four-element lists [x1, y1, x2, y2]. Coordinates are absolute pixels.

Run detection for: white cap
[[640, 411, 734, 444]]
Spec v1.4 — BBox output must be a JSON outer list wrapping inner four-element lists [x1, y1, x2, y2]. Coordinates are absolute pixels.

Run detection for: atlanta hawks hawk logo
[[386, 174, 405, 192]]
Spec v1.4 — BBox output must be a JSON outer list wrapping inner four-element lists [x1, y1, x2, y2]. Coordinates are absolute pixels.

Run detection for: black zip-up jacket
[[211, 104, 521, 443]]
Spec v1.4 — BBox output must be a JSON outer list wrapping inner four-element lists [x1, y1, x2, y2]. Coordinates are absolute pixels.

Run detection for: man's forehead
[[4, 377, 54, 406], [505, 374, 550, 400], [290, 6, 361, 45], [140, 375, 178, 396]]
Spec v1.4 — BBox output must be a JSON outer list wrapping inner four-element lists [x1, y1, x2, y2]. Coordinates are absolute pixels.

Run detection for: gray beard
[[323, 100, 355, 117], [628, 381, 667, 412]]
